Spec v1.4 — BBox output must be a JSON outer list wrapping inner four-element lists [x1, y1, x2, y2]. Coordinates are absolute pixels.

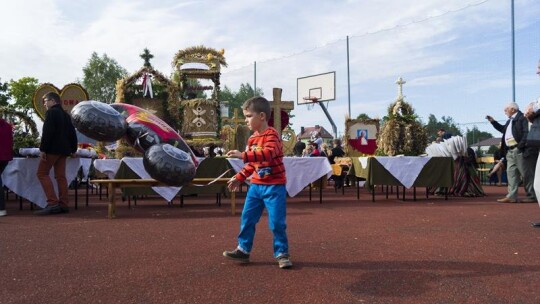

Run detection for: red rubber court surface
[[1, 184, 539, 304]]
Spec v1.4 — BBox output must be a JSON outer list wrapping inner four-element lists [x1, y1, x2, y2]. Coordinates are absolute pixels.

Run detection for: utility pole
[[511, 0, 516, 102]]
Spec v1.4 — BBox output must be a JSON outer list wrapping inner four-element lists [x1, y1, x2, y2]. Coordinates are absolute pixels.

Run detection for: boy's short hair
[[242, 96, 271, 120], [43, 91, 62, 104]]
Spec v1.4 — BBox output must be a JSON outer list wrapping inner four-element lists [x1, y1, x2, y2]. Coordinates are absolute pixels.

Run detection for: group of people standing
[[293, 132, 342, 159], [485, 59, 540, 227], [292, 133, 348, 188], [486, 102, 538, 204], [292, 132, 326, 157], [293, 134, 345, 160]]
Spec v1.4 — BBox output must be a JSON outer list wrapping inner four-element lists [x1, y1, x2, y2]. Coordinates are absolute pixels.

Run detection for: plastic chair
[[476, 156, 495, 184]]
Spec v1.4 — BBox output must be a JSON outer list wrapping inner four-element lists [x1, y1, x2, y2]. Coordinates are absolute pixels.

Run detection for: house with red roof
[[296, 125, 334, 144]]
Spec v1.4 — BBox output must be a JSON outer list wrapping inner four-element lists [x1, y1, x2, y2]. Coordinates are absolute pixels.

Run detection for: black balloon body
[[109, 103, 132, 119], [71, 100, 127, 142], [143, 144, 196, 186], [110, 103, 198, 166]]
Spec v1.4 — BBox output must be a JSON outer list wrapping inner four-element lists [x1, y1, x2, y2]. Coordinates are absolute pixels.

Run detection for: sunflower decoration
[[376, 78, 428, 156]]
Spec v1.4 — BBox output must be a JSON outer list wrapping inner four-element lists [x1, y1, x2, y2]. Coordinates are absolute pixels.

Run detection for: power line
[[458, 121, 492, 126], [223, 0, 491, 75], [348, 0, 490, 39]]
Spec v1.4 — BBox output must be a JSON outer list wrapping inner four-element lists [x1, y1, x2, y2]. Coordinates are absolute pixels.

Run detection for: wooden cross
[[270, 88, 294, 137], [222, 108, 245, 129], [140, 48, 154, 67], [232, 108, 244, 129]]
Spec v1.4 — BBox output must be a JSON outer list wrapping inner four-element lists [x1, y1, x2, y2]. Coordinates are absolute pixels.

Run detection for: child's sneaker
[[223, 248, 250, 263], [277, 255, 293, 269]]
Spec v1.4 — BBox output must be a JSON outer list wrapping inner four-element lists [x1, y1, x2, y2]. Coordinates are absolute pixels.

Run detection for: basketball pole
[[316, 101, 338, 139]]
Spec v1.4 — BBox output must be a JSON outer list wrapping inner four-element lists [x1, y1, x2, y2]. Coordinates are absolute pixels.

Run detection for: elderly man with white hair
[[486, 101, 536, 204]]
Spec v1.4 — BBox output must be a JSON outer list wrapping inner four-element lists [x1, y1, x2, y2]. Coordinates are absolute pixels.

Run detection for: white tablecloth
[[94, 157, 333, 200], [225, 157, 333, 197], [94, 157, 181, 202], [358, 156, 432, 189], [1, 157, 93, 208], [93, 159, 121, 180]]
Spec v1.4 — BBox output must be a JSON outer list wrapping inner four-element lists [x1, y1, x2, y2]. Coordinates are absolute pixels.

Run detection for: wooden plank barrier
[[90, 178, 235, 219]]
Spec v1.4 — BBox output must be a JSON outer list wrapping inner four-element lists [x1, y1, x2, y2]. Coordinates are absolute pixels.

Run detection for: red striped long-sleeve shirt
[[234, 127, 286, 185]]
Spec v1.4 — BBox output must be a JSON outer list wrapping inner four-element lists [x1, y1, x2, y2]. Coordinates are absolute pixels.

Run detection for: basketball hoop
[[303, 96, 319, 103], [303, 96, 318, 111]]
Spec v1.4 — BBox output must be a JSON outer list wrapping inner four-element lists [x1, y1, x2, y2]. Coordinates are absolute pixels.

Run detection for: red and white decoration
[[141, 72, 153, 98]]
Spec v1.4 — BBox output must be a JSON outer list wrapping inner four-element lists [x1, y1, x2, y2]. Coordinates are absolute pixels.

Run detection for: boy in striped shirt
[[223, 96, 292, 269]]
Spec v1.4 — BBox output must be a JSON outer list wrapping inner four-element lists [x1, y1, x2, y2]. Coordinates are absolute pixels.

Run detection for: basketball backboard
[[297, 71, 335, 105]]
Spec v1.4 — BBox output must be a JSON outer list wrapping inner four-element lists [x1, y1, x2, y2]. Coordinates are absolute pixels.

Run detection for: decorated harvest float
[[68, 46, 230, 185], [376, 77, 428, 156], [173, 46, 227, 147], [111, 46, 228, 158], [344, 77, 427, 157]]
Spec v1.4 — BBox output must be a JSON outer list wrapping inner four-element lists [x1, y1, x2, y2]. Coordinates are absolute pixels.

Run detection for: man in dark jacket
[[34, 92, 78, 215], [486, 102, 537, 203]]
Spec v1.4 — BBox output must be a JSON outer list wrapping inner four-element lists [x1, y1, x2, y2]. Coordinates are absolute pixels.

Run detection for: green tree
[[0, 78, 10, 107], [184, 79, 207, 99], [9, 77, 39, 117], [220, 86, 235, 100], [356, 113, 371, 120], [487, 145, 499, 155], [465, 126, 493, 146], [424, 114, 462, 141], [219, 83, 263, 118], [82, 52, 127, 103], [1, 78, 40, 151]]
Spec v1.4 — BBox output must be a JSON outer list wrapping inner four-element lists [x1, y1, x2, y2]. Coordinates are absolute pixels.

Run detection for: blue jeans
[[237, 184, 289, 257]]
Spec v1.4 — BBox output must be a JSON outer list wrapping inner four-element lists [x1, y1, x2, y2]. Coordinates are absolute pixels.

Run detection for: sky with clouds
[[1, 0, 539, 139]]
